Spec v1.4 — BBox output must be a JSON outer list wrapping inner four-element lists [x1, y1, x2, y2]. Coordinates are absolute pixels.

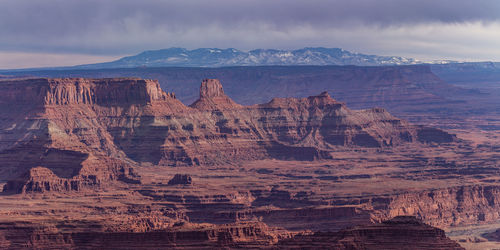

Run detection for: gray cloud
[[0, 0, 499, 64]]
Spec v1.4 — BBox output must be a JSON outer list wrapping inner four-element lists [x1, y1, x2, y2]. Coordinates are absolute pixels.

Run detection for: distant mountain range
[[1, 47, 499, 72], [74, 47, 425, 69]]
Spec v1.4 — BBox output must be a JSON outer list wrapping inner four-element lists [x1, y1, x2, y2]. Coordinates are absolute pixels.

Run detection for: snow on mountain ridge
[[74, 47, 423, 69]]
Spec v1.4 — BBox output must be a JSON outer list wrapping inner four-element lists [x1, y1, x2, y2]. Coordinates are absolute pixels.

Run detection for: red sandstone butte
[[0, 77, 455, 193], [0, 77, 477, 249]]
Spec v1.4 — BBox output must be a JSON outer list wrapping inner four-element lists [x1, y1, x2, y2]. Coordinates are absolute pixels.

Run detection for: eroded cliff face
[[0, 78, 179, 193], [0, 77, 454, 194], [380, 185, 500, 228], [0, 217, 463, 249], [0, 77, 177, 107], [133, 182, 500, 233], [189, 78, 242, 110], [277, 216, 464, 249], [0, 77, 471, 248], [111, 78, 453, 166], [0, 221, 285, 249]]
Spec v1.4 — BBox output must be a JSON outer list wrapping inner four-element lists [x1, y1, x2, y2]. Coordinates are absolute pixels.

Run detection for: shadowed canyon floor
[[0, 77, 498, 248]]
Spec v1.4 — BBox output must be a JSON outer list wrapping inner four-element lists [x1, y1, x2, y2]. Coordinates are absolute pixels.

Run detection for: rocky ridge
[[0, 216, 463, 249], [0, 76, 479, 248], [68, 47, 421, 69], [277, 216, 464, 249], [0, 77, 454, 193]]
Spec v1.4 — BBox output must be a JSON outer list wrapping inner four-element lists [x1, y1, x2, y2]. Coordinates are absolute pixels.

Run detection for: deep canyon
[[0, 74, 498, 249]]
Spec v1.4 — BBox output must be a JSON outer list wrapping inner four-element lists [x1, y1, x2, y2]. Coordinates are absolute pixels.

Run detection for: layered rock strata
[[168, 174, 192, 185], [0, 77, 454, 193], [0, 221, 284, 249], [0, 217, 464, 249], [277, 216, 464, 249], [189, 78, 242, 110]]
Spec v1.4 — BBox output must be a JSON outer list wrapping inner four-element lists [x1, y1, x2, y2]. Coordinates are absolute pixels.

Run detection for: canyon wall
[[0, 217, 463, 249], [0, 77, 453, 193], [0, 76, 493, 248]]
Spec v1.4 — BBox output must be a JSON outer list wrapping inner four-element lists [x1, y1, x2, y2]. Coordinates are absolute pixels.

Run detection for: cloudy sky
[[1, 0, 499, 69]]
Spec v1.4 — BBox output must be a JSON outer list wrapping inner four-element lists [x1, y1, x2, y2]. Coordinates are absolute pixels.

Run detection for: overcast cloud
[[1, 0, 500, 68]]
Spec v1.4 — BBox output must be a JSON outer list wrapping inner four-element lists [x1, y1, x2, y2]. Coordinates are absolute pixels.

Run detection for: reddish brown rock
[[277, 216, 464, 249], [0, 76, 494, 250], [0, 217, 463, 249], [374, 185, 500, 228], [0, 221, 283, 249], [189, 78, 242, 110], [167, 174, 192, 185], [482, 228, 500, 242], [0, 77, 455, 193], [2, 156, 140, 193]]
